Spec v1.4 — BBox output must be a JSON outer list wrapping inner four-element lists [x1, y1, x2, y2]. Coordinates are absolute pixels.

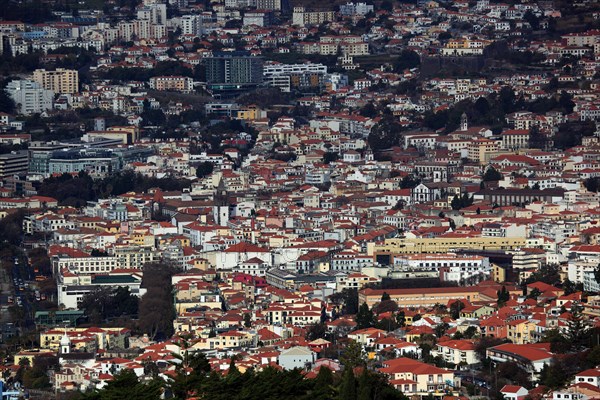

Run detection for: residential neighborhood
[[0, 0, 600, 399]]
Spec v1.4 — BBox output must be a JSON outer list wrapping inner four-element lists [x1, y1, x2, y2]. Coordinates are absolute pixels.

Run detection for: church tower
[[60, 327, 71, 354], [461, 112, 468, 131]]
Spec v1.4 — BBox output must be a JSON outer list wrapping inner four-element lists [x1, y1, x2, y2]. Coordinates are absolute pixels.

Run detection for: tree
[[338, 367, 358, 400], [538, 360, 568, 390], [341, 340, 365, 369], [81, 369, 162, 400], [355, 302, 376, 329], [449, 300, 465, 319], [368, 115, 403, 151], [323, 152, 340, 164], [393, 49, 421, 72], [329, 288, 359, 315], [140, 108, 166, 126], [483, 166, 502, 182], [306, 322, 327, 341], [375, 299, 398, 315], [396, 310, 406, 327], [497, 286, 510, 307], [313, 366, 335, 400], [196, 161, 214, 178], [527, 287, 541, 300], [139, 262, 177, 340], [594, 263, 600, 285], [528, 126, 547, 150], [0, 89, 15, 114], [399, 175, 420, 189], [475, 336, 505, 361], [381, 292, 391, 302], [243, 313, 251, 328], [523, 9, 540, 30], [566, 304, 590, 350], [559, 91, 575, 114], [525, 264, 560, 285], [541, 328, 570, 353]]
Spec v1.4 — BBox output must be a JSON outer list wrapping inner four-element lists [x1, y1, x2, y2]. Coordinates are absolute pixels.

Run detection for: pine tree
[[341, 340, 366, 369], [355, 302, 375, 329], [313, 366, 335, 400], [567, 304, 590, 350], [338, 367, 357, 400], [357, 369, 372, 400]]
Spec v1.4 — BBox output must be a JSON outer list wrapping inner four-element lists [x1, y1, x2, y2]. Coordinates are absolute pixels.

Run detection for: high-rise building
[[0, 151, 28, 179], [180, 15, 203, 36], [6, 80, 54, 115], [32, 68, 79, 94], [292, 7, 335, 27], [137, 3, 167, 24], [205, 52, 263, 92]]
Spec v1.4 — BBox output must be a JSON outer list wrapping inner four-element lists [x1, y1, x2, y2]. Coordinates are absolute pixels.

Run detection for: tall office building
[[205, 52, 263, 93], [32, 68, 79, 94]]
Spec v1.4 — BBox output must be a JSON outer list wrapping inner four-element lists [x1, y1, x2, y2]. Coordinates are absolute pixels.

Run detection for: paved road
[[0, 265, 12, 323]]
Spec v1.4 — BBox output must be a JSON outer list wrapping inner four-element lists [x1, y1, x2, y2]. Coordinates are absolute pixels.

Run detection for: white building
[[57, 271, 146, 309], [278, 346, 316, 370], [433, 340, 480, 365], [6, 80, 54, 115], [339, 2, 374, 16], [180, 15, 203, 36], [394, 253, 491, 284]]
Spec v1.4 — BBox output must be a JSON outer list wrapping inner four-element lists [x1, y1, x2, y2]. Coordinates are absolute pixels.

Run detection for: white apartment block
[[394, 253, 491, 284], [180, 15, 203, 36], [263, 62, 327, 77], [52, 255, 120, 276], [339, 2, 374, 16], [6, 80, 54, 115]]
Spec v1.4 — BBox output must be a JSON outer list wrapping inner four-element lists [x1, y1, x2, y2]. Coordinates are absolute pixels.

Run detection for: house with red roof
[[500, 385, 529, 400], [574, 368, 600, 387], [380, 358, 459, 397], [433, 339, 479, 365]]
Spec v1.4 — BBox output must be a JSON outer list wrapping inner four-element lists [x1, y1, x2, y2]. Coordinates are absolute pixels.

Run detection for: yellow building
[[149, 75, 193, 93], [369, 236, 536, 258], [14, 350, 56, 366], [506, 319, 536, 344], [360, 284, 520, 308], [467, 138, 501, 164], [40, 327, 130, 351], [492, 263, 506, 283], [360, 287, 484, 308], [33, 68, 79, 94], [235, 105, 264, 121]]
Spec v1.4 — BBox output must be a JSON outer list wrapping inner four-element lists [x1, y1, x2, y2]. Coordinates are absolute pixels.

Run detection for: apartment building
[[33, 68, 79, 94], [149, 76, 194, 93], [433, 340, 479, 365], [380, 358, 459, 396], [358, 284, 519, 308], [371, 237, 536, 261], [467, 138, 500, 164], [0, 151, 28, 178], [292, 7, 335, 27], [6, 80, 54, 115]]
